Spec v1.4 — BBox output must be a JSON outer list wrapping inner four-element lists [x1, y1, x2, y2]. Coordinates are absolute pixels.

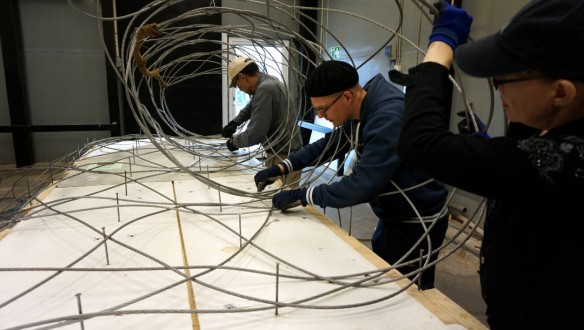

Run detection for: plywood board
[[0, 138, 485, 329]]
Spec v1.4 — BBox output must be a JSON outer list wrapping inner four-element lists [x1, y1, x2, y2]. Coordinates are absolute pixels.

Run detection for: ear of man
[[552, 79, 577, 107]]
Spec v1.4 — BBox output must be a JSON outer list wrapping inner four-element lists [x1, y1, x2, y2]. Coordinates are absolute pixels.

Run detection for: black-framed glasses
[[491, 76, 545, 90], [313, 91, 345, 115]]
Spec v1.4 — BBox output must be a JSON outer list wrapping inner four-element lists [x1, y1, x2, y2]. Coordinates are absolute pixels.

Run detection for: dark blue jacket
[[285, 74, 447, 221]]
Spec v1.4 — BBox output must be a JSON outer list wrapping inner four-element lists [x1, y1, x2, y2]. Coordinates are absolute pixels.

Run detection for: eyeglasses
[[491, 76, 545, 90], [313, 91, 346, 115]]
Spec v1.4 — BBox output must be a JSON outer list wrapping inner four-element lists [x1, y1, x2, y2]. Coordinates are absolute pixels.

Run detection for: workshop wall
[[0, 0, 532, 171], [0, 42, 12, 163], [1, 0, 109, 163], [317, 0, 530, 222]]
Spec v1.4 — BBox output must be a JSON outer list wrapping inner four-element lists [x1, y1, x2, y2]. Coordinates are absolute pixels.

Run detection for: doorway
[[222, 36, 289, 126]]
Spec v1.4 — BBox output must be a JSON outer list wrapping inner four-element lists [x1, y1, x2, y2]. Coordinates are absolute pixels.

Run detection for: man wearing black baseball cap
[[255, 60, 451, 290], [396, 0, 584, 328]]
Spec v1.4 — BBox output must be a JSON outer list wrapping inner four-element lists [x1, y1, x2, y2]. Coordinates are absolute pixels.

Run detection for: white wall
[[316, 0, 531, 220], [0, 0, 533, 207], [450, 0, 530, 137]]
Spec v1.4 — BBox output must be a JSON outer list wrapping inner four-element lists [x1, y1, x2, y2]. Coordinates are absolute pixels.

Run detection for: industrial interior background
[[0, 0, 531, 326]]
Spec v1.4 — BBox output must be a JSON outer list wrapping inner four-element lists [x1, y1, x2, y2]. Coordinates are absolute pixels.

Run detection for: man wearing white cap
[[224, 56, 302, 188]]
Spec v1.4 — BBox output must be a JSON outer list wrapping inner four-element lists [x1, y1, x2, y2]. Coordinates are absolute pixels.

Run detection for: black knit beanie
[[305, 60, 359, 97]]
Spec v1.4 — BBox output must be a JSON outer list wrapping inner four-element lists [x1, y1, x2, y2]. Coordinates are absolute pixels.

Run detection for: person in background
[[395, 0, 583, 328], [224, 56, 302, 188], [255, 60, 450, 290]]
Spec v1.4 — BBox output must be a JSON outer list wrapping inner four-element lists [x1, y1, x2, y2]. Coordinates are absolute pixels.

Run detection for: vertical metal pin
[[102, 227, 110, 265], [199, 156, 202, 172], [128, 158, 133, 177], [418, 249, 424, 290], [239, 214, 242, 249], [218, 190, 222, 212], [275, 262, 280, 316], [267, 0, 271, 17], [116, 193, 120, 222], [349, 206, 353, 236], [27, 179, 32, 205], [124, 171, 128, 196], [50, 167, 54, 184], [75, 293, 85, 330], [132, 146, 136, 163], [337, 208, 342, 228], [207, 165, 210, 189]]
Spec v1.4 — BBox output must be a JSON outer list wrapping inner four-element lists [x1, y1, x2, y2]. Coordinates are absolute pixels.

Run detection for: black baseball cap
[[305, 60, 359, 97], [455, 0, 584, 81]]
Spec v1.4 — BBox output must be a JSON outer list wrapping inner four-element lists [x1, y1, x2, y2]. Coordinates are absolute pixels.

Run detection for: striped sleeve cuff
[[281, 159, 293, 174], [306, 186, 315, 205]]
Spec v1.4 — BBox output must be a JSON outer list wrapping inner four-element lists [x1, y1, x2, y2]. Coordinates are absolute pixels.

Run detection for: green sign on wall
[[328, 46, 340, 59]]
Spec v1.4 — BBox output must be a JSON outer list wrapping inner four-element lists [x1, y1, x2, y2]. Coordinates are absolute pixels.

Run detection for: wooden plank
[[305, 206, 487, 329], [0, 138, 486, 329]]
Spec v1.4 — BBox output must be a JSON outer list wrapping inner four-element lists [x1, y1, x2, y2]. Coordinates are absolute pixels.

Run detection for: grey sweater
[[232, 73, 302, 154]]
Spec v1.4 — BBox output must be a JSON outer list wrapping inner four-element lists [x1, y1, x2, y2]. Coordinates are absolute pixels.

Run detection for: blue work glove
[[254, 164, 284, 192], [429, 1, 473, 50], [272, 188, 308, 212], [222, 121, 238, 138], [457, 111, 490, 139], [226, 138, 238, 152]]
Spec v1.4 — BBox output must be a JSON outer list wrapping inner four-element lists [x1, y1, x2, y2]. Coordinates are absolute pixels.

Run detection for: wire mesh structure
[[0, 1, 487, 329]]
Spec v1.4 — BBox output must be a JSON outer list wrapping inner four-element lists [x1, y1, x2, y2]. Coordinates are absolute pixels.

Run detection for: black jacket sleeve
[[397, 62, 544, 201]]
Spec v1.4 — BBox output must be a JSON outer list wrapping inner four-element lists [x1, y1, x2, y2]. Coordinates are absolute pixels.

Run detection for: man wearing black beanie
[[254, 60, 450, 290]]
